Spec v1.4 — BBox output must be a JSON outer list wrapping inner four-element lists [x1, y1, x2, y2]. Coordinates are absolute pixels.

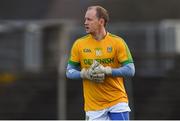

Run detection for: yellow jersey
[[68, 32, 133, 111]]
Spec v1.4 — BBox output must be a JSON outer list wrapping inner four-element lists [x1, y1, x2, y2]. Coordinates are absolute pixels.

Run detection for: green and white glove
[[80, 60, 105, 83], [93, 64, 112, 76]]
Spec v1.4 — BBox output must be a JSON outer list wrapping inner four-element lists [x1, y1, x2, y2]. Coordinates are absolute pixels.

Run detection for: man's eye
[[87, 18, 92, 21]]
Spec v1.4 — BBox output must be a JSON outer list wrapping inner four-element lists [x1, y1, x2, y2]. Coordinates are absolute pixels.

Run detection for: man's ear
[[99, 18, 105, 26]]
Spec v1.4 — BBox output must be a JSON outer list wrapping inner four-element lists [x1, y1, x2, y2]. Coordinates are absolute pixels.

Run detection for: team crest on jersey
[[95, 48, 102, 56], [107, 46, 112, 53]]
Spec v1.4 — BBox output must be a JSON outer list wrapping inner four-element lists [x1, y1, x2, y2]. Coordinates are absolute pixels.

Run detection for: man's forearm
[[66, 64, 81, 80], [111, 63, 135, 78]]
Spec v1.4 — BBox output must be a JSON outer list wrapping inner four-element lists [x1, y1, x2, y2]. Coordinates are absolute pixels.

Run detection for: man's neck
[[92, 28, 107, 41]]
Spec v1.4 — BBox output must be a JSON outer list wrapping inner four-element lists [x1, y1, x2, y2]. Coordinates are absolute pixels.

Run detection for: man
[[66, 5, 135, 120]]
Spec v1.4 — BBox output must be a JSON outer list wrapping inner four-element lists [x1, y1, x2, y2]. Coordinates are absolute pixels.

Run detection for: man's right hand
[[80, 60, 105, 83]]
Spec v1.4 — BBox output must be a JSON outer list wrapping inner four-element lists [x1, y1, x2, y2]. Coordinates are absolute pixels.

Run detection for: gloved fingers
[[92, 73, 104, 78], [91, 73, 105, 82], [93, 65, 104, 74], [90, 60, 100, 70]]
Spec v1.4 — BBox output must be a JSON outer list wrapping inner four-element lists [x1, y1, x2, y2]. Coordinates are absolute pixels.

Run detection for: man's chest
[[79, 44, 117, 67], [80, 45, 115, 58]]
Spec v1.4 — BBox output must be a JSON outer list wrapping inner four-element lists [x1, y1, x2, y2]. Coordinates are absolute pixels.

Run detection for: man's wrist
[[104, 66, 112, 75], [80, 68, 87, 79]]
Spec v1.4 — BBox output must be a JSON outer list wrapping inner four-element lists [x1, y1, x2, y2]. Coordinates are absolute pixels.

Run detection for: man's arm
[[111, 63, 135, 78], [93, 62, 135, 78], [66, 64, 81, 80]]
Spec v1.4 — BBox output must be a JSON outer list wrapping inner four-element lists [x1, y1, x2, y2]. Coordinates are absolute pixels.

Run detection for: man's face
[[84, 8, 101, 34]]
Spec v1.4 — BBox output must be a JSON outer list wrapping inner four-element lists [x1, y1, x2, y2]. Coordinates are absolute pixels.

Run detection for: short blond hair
[[88, 5, 109, 27]]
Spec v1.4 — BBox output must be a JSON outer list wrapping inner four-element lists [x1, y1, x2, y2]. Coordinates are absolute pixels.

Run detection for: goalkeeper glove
[[94, 64, 112, 76], [80, 60, 105, 83]]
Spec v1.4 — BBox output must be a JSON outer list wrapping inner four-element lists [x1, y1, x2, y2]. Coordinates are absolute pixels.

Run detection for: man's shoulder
[[109, 33, 122, 39], [77, 34, 91, 41], [108, 33, 124, 42], [72, 34, 90, 46]]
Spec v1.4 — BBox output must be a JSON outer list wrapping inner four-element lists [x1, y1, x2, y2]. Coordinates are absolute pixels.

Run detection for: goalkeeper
[[66, 5, 135, 121]]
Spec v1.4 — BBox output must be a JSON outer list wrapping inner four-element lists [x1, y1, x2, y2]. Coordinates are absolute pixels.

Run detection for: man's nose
[[84, 20, 88, 25]]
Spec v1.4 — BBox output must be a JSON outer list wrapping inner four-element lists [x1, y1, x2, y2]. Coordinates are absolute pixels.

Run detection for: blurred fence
[[0, 19, 180, 119], [0, 20, 75, 119]]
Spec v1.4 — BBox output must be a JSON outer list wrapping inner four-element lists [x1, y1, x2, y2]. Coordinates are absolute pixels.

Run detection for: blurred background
[[0, 0, 180, 120]]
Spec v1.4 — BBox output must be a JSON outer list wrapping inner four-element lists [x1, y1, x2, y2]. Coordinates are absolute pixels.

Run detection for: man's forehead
[[85, 9, 97, 17]]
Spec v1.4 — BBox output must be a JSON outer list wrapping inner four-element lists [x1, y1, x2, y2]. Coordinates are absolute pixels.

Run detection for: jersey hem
[[84, 99, 128, 112]]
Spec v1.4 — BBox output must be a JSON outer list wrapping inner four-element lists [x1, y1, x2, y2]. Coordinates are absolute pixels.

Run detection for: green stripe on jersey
[[109, 33, 133, 65], [123, 41, 133, 61], [121, 38, 134, 65], [68, 60, 80, 66], [109, 33, 120, 38], [121, 60, 133, 66]]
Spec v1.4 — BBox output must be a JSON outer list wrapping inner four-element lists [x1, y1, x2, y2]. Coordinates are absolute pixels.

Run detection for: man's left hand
[[93, 64, 112, 76]]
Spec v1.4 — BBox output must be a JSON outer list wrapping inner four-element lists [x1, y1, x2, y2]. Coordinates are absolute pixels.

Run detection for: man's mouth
[[85, 26, 89, 30]]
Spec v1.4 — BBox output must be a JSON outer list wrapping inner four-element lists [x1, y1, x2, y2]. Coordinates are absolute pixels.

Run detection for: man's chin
[[85, 30, 93, 34], [85, 30, 90, 34]]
